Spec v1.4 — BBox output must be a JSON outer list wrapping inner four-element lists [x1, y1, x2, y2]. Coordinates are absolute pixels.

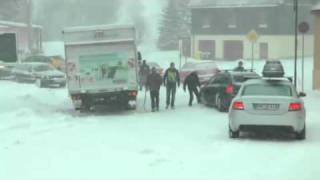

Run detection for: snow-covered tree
[[158, 0, 191, 50]]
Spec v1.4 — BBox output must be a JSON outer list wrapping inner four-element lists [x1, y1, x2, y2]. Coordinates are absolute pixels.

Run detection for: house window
[[201, 15, 211, 29], [228, 24, 237, 29], [258, 12, 268, 29], [226, 9, 237, 29], [259, 24, 268, 28]]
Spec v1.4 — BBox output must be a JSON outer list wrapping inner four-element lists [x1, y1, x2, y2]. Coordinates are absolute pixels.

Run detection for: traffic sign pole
[[302, 34, 305, 92], [294, 0, 298, 88], [298, 21, 310, 92]]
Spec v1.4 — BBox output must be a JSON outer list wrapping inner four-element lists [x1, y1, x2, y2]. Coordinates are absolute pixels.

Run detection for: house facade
[[0, 20, 42, 61], [189, 0, 314, 60]]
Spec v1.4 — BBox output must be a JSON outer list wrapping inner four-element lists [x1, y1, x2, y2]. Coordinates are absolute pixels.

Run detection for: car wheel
[[36, 78, 44, 88], [216, 94, 225, 112], [200, 92, 206, 105], [229, 126, 240, 138], [296, 127, 306, 140]]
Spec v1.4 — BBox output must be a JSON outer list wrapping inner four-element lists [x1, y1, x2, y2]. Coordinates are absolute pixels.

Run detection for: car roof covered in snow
[[63, 24, 135, 33]]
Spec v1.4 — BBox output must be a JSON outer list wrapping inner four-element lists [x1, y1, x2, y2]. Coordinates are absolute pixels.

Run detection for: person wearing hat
[[234, 61, 245, 72], [146, 67, 162, 112]]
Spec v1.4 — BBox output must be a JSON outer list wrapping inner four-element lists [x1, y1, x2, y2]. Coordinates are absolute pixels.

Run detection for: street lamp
[[26, 0, 33, 54], [294, 0, 298, 88]]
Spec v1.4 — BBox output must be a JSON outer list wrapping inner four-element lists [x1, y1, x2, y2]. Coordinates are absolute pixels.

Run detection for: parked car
[[262, 60, 284, 77], [23, 55, 65, 71], [0, 61, 16, 80], [228, 78, 306, 140], [180, 61, 220, 85], [200, 70, 260, 112], [12, 63, 66, 88], [147, 62, 164, 76]]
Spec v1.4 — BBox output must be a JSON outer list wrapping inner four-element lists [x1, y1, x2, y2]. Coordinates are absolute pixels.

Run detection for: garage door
[[0, 33, 17, 62], [198, 40, 215, 60], [223, 40, 243, 60]]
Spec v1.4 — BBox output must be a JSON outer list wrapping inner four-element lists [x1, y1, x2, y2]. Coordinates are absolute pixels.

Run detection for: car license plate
[[253, 104, 279, 111]]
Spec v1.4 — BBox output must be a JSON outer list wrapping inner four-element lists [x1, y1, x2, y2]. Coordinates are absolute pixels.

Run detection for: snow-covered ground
[[1, 50, 320, 180]]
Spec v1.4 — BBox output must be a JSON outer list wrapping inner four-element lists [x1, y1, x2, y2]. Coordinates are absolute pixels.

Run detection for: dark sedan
[[200, 70, 260, 112]]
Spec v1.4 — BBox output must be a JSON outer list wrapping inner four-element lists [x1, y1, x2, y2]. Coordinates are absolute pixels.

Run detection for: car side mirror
[[298, 92, 306, 98]]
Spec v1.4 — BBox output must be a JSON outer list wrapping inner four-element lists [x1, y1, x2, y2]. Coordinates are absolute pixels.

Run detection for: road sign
[[247, 30, 258, 42], [299, 22, 310, 34]]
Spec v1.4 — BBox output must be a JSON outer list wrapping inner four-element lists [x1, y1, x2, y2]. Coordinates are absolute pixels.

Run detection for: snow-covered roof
[[0, 25, 9, 28], [63, 24, 134, 33], [0, 20, 42, 29], [189, 0, 284, 9]]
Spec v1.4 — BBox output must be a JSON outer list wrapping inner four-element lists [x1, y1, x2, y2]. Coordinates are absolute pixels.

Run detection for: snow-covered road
[[1, 79, 320, 180]]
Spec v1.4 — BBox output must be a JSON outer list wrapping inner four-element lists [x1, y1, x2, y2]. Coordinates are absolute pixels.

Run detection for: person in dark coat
[[139, 60, 150, 90], [183, 71, 201, 106], [234, 61, 245, 72], [163, 62, 180, 109], [146, 67, 162, 112]]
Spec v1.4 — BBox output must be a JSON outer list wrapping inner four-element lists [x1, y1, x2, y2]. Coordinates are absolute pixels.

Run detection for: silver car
[[12, 63, 66, 88], [228, 78, 306, 140]]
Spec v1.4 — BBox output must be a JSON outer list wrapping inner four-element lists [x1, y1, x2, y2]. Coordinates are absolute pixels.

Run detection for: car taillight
[[232, 101, 245, 110], [128, 91, 137, 97], [289, 103, 302, 111], [225, 84, 234, 94]]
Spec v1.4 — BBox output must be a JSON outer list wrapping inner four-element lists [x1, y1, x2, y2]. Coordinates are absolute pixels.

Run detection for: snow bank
[[1, 51, 319, 180]]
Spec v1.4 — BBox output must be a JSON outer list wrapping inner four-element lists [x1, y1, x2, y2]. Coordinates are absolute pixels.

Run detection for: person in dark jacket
[[234, 61, 245, 72], [163, 62, 180, 109], [146, 67, 162, 112], [183, 72, 201, 106], [139, 60, 150, 90]]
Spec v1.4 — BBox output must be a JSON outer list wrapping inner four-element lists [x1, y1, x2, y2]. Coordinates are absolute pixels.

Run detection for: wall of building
[[0, 26, 42, 60], [193, 34, 314, 60]]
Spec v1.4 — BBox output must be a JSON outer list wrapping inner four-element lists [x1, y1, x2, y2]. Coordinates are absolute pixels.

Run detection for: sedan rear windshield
[[242, 84, 292, 97]]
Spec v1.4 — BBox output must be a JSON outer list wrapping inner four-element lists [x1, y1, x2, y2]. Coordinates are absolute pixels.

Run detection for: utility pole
[[294, 0, 298, 88], [27, 0, 33, 54]]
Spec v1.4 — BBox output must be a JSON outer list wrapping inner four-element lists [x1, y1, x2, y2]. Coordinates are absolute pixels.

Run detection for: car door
[[22, 65, 32, 81], [213, 74, 231, 101], [202, 74, 224, 105]]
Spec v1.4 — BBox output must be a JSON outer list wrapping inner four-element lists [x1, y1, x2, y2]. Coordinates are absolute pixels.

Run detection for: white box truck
[[63, 25, 139, 111]]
